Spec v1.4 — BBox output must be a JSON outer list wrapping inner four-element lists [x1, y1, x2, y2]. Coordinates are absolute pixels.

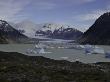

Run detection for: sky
[[0, 0, 110, 32]]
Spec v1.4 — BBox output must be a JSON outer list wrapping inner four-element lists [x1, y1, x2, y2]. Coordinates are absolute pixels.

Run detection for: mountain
[[0, 20, 28, 43], [35, 23, 83, 40], [12, 20, 40, 38], [79, 12, 110, 45], [13, 21, 83, 40]]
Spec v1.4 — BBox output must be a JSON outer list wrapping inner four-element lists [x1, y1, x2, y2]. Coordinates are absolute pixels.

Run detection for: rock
[[0, 51, 109, 82]]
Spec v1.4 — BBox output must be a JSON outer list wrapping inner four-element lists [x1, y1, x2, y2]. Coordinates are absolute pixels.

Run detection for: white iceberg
[[85, 45, 105, 54], [39, 48, 51, 54], [105, 52, 110, 58], [26, 43, 52, 54], [93, 46, 105, 54]]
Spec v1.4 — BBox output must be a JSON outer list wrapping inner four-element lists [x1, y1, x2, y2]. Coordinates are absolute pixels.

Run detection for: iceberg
[[105, 52, 110, 58], [85, 45, 104, 54], [85, 44, 94, 54], [93, 46, 105, 54], [26, 43, 51, 54], [68, 45, 85, 50], [39, 48, 51, 54]]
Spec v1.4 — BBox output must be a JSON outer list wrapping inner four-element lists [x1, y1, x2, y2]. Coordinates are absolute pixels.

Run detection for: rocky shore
[[0, 51, 110, 82]]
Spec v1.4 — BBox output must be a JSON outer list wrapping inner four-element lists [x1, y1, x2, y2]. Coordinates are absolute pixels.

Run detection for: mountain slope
[[79, 12, 110, 45], [35, 25, 83, 40], [12, 20, 40, 38], [0, 20, 28, 43], [13, 21, 83, 40]]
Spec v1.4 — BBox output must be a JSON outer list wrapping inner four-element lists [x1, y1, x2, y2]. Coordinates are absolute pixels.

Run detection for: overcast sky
[[0, 0, 110, 32]]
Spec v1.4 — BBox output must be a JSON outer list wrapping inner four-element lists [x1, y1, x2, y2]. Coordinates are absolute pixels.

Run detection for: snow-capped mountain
[[39, 23, 70, 32], [11, 20, 40, 38], [12, 21, 83, 40], [35, 23, 83, 40], [0, 20, 28, 43]]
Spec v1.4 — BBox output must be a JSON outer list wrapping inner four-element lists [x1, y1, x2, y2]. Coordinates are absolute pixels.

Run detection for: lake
[[0, 44, 110, 63]]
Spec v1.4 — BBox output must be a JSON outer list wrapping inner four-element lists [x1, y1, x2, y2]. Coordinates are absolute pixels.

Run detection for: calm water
[[0, 44, 110, 63]]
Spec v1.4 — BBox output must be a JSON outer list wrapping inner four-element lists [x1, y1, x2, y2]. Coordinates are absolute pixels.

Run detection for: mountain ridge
[[0, 20, 29, 43], [79, 12, 110, 45], [12, 21, 83, 40]]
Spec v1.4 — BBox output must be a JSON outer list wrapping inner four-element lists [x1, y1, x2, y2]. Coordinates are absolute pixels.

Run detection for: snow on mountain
[[11, 20, 83, 39], [0, 20, 28, 43], [11, 20, 40, 38], [35, 23, 83, 40], [40, 23, 70, 33]]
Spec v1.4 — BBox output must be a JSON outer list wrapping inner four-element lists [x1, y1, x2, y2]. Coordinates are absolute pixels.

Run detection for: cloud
[[77, 25, 89, 32], [73, 2, 110, 22], [79, 0, 95, 3], [0, 0, 96, 22], [0, 0, 31, 21], [31, 0, 95, 10], [71, 9, 109, 32], [70, 0, 95, 4], [33, 1, 57, 10], [73, 10, 107, 22], [82, 0, 95, 2]]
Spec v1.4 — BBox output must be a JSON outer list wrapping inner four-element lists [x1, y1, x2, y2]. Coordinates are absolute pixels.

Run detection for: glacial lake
[[0, 44, 110, 63]]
